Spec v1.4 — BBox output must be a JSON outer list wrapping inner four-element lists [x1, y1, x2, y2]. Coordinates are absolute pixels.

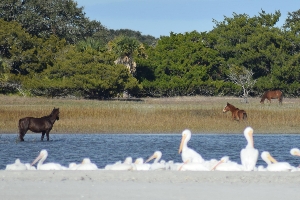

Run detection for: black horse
[[18, 108, 60, 141]]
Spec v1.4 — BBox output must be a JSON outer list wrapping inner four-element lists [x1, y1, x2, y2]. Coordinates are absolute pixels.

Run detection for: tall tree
[[24, 45, 141, 98], [210, 10, 283, 79], [108, 29, 158, 46], [0, 0, 106, 44]]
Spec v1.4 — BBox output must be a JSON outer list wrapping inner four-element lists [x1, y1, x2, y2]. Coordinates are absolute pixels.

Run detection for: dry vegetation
[[0, 95, 300, 134]]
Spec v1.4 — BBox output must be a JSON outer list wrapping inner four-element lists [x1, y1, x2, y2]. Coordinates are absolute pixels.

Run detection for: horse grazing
[[260, 90, 283, 104], [18, 108, 60, 141], [223, 102, 247, 121]]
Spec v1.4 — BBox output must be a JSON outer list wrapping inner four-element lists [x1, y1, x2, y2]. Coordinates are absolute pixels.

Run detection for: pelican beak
[[295, 152, 300, 156], [179, 134, 187, 154], [293, 150, 300, 157], [267, 154, 278, 163], [145, 154, 156, 163], [210, 159, 224, 171], [248, 130, 254, 147], [31, 154, 42, 166]]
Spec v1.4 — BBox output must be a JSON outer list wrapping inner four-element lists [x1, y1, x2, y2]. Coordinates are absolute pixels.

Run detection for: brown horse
[[18, 108, 60, 141], [260, 90, 283, 104], [223, 102, 247, 121]]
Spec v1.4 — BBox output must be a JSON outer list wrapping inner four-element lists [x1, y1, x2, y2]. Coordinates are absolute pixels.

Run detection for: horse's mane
[[40, 108, 59, 119], [227, 103, 238, 110]]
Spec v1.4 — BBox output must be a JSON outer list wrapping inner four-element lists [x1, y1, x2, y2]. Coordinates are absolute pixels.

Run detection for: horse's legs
[[279, 97, 283, 105], [41, 132, 45, 141], [46, 131, 50, 141], [19, 130, 26, 141]]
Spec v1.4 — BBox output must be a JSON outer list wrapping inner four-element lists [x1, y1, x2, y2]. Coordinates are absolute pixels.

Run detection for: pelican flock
[[4, 127, 300, 171]]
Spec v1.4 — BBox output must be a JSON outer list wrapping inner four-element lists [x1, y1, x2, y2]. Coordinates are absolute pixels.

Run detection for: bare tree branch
[[228, 65, 256, 103]]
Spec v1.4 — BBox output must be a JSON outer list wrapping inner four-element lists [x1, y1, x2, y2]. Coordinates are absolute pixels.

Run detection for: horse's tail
[[18, 118, 29, 134], [243, 112, 247, 120]]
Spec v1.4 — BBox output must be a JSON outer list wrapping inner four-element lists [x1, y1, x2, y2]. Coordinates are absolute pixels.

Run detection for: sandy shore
[[1, 171, 299, 200]]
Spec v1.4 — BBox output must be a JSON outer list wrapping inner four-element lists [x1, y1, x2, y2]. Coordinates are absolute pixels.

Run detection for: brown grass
[[0, 95, 300, 134]]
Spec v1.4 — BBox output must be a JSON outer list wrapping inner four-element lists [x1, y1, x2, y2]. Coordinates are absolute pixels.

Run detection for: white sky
[[75, 0, 298, 38]]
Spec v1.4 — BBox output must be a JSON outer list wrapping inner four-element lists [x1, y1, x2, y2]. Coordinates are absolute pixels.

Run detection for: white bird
[[290, 148, 300, 168], [240, 127, 259, 171], [5, 159, 27, 170], [145, 151, 166, 170], [31, 149, 64, 170], [179, 129, 204, 164], [166, 160, 182, 171], [105, 157, 134, 171], [133, 158, 150, 171], [261, 151, 293, 171], [179, 158, 219, 171], [25, 163, 36, 170], [211, 156, 243, 171], [290, 148, 300, 157], [76, 158, 98, 170], [179, 162, 211, 171], [123, 157, 133, 165], [256, 165, 267, 171], [68, 162, 78, 170]]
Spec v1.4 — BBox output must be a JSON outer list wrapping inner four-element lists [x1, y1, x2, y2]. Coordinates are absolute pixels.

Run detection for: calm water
[[0, 133, 299, 170]]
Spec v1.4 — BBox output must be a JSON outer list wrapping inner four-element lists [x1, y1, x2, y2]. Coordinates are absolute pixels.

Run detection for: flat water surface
[[0, 133, 300, 169]]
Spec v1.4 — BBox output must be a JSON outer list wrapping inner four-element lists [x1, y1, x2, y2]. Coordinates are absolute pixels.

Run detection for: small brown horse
[[18, 108, 60, 141], [260, 90, 283, 104], [223, 102, 247, 121]]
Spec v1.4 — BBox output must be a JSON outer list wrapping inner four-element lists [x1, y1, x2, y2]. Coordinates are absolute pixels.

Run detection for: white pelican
[[290, 148, 300, 169], [290, 148, 300, 156], [256, 165, 267, 171], [211, 156, 243, 171], [76, 158, 98, 170], [145, 151, 166, 170], [179, 129, 204, 164], [25, 163, 36, 170], [123, 157, 133, 164], [179, 162, 211, 171], [104, 161, 121, 170], [133, 158, 150, 170], [261, 151, 293, 171], [68, 162, 78, 170], [31, 149, 64, 170], [179, 158, 220, 171], [166, 160, 182, 171], [105, 157, 134, 171], [240, 127, 259, 171], [5, 159, 27, 170]]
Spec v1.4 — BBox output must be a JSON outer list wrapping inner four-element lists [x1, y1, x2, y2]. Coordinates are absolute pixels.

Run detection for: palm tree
[[108, 36, 146, 75]]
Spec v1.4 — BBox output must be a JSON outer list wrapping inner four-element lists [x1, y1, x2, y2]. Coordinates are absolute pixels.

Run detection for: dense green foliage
[[0, 0, 300, 98]]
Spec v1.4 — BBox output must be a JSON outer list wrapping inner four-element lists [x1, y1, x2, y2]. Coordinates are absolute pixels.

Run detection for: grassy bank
[[0, 95, 299, 134]]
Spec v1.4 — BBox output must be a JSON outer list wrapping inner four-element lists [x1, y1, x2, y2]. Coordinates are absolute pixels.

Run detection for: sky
[[75, 0, 298, 38]]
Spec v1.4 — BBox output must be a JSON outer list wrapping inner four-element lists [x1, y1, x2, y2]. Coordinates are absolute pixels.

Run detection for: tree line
[[1, 0, 300, 99]]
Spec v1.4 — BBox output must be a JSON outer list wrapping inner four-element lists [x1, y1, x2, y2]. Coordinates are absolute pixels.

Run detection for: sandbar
[[0, 171, 299, 200]]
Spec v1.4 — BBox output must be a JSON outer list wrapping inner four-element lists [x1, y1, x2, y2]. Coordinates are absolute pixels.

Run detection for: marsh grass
[[0, 95, 300, 134]]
